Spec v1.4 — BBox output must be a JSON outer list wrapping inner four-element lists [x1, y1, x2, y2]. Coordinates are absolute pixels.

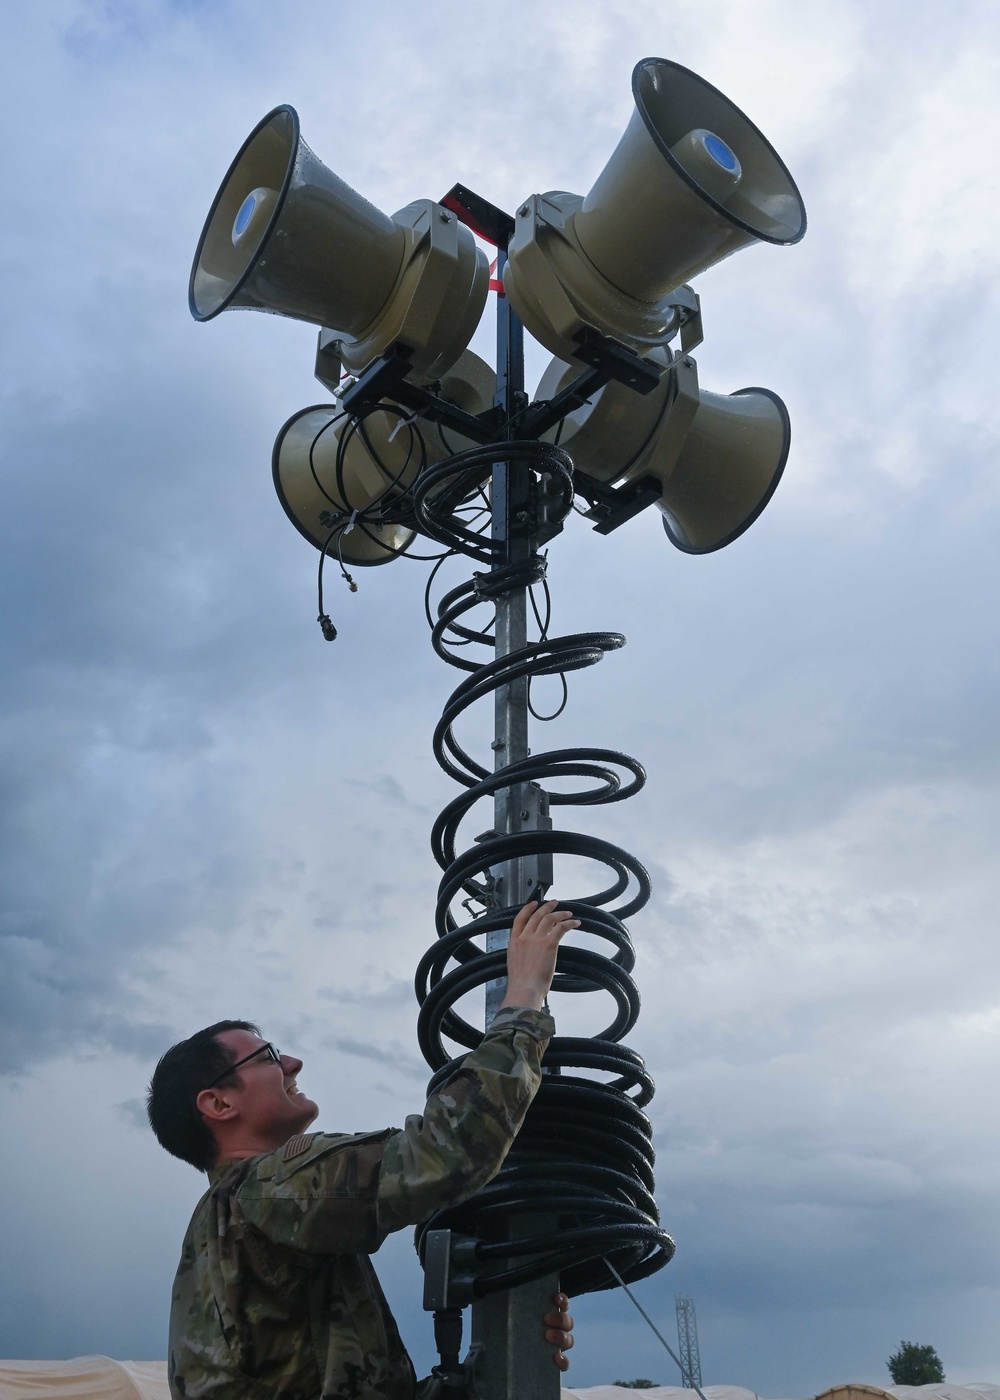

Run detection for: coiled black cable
[[412, 437, 674, 1298]]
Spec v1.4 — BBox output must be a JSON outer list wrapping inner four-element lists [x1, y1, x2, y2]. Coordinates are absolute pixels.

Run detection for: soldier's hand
[[544, 1291, 575, 1370], [501, 900, 580, 1012]]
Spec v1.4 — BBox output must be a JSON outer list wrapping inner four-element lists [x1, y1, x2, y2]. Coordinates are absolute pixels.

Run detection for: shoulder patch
[[282, 1132, 316, 1162]]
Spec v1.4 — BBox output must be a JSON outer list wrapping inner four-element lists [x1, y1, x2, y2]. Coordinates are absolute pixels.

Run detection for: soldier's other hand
[[544, 1291, 574, 1370], [501, 900, 580, 1012]]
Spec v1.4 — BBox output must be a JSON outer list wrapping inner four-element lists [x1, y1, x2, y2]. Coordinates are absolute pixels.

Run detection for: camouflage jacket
[[167, 1005, 554, 1400]]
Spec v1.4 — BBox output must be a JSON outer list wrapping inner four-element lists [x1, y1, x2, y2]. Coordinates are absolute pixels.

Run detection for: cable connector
[[318, 613, 338, 642]]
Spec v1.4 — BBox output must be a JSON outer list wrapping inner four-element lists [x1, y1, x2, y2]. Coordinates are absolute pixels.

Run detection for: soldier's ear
[[196, 1086, 241, 1123]]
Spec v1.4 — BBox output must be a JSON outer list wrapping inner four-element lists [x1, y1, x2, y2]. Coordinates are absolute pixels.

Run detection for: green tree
[[613, 1382, 658, 1390], [887, 1341, 945, 1385]]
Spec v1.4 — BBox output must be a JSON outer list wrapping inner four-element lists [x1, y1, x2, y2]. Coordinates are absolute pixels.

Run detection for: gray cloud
[[324, 1036, 426, 1079], [117, 1096, 149, 1130]]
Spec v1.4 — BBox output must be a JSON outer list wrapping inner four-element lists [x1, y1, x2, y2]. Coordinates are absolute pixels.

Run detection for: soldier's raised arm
[[376, 899, 578, 1233], [233, 901, 577, 1250]]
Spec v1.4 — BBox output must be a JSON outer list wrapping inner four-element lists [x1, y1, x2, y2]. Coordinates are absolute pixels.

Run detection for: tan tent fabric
[[1, 1367, 995, 1400], [562, 1387, 776, 1400], [0, 1358, 169, 1400], [816, 1386, 892, 1400], [568, 1386, 1000, 1400]]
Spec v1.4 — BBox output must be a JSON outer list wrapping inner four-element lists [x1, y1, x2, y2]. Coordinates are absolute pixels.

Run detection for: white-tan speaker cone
[[655, 385, 791, 553]]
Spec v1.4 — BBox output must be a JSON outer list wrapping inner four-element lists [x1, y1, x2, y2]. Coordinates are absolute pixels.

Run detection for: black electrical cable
[[527, 570, 569, 722], [315, 520, 343, 642], [411, 435, 672, 1299], [413, 440, 573, 563], [311, 400, 672, 1296]]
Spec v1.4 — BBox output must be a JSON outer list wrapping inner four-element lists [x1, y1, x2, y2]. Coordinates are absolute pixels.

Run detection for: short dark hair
[[147, 1019, 261, 1171]]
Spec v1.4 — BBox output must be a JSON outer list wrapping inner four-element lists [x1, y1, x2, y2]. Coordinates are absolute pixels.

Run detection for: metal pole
[[485, 241, 531, 1023], [470, 246, 561, 1400]]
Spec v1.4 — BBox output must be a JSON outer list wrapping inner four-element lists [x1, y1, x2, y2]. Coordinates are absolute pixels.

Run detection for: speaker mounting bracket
[[669, 286, 704, 355], [570, 327, 664, 394], [575, 470, 664, 535], [341, 343, 502, 444], [314, 329, 344, 394], [516, 363, 612, 440], [438, 185, 516, 249], [513, 329, 666, 461]]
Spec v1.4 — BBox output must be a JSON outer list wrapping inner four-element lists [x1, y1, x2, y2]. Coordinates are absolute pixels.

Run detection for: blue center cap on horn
[[703, 133, 739, 171], [233, 192, 258, 239]]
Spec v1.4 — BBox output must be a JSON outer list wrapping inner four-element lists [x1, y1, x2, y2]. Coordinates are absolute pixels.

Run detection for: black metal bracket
[[571, 327, 664, 394], [438, 184, 516, 249], [341, 343, 502, 444], [515, 329, 666, 444], [516, 364, 610, 441], [575, 470, 664, 535]]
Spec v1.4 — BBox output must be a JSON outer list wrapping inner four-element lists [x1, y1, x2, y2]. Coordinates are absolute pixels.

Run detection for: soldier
[[147, 899, 577, 1400]]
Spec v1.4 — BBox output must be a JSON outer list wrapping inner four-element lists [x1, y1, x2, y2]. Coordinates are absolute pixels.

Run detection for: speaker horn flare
[[650, 372, 792, 553], [190, 106, 489, 381], [504, 58, 806, 363], [537, 352, 790, 552]]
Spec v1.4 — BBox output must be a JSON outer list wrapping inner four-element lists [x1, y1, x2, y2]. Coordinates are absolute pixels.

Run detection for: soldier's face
[[214, 1029, 319, 1146]]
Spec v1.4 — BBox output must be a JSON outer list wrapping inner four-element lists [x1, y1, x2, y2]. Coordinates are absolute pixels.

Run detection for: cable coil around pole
[[413, 437, 674, 1298]]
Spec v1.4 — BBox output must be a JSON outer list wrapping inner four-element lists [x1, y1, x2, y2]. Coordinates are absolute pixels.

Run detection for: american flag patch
[[282, 1132, 316, 1161]]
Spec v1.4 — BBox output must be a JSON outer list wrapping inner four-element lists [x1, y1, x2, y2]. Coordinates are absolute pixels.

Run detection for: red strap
[[440, 191, 497, 245]]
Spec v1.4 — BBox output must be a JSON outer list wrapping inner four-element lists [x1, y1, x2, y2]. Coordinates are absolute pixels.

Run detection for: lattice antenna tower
[[675, 1294, 703, 1389]]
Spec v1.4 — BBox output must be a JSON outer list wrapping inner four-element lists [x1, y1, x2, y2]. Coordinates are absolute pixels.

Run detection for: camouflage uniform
[[168, 1005, 554, 1400]]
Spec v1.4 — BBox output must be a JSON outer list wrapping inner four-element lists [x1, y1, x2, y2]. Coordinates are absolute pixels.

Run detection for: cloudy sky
[[1, 0, 998, 1393]]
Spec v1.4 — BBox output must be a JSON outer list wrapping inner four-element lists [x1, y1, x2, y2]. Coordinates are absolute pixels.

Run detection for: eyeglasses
[[204, 1041, 281, 1089]]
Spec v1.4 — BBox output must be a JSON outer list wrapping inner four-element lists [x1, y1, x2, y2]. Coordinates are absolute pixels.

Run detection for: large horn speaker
[[504, 58, 806, 363], [640, 362, 791, 553], [273, 350, 496, 566], [189, 106, 489, 381], [536, 353, 789, 551]]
